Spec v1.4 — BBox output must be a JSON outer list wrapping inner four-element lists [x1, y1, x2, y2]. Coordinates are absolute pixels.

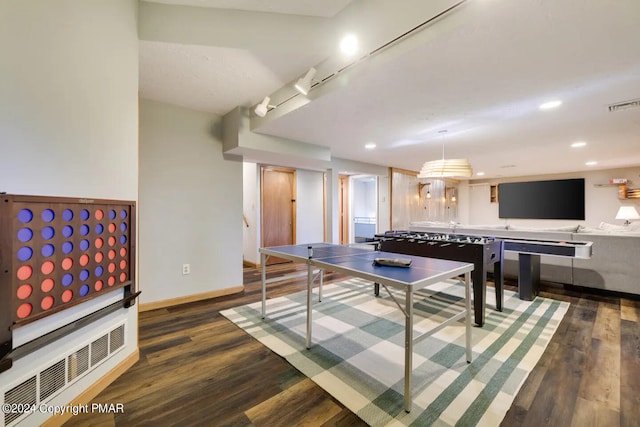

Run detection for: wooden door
[[339, 175, 349, 244], [261, 166, 296, 264]]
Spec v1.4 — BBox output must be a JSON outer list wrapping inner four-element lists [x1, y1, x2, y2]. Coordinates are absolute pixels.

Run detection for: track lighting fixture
[[254, 96, 275, 118], [294, 67, 317, 95]]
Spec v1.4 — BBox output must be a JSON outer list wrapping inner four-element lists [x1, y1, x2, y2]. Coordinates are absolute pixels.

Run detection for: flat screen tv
[[498, 178, 585, 220]]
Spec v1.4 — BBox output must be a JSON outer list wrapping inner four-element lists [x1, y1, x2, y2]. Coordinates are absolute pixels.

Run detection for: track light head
[[254, 96, 272, 118], [294, 67, 317, 95]]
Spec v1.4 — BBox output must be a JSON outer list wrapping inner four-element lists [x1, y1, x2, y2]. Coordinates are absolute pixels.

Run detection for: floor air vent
[[2, 323, 125, 427]]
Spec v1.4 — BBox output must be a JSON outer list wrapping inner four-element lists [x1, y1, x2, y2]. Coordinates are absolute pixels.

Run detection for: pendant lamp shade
[[418, 130, 473, 178], [417, 158, 473, 178]]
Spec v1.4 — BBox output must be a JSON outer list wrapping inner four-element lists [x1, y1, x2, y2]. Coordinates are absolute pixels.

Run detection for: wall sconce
[[445, 187, 457, 203], [419, 182, 431, 199]]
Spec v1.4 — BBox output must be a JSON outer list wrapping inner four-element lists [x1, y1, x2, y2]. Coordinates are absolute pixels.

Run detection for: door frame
[[339, 174, 350, 244]]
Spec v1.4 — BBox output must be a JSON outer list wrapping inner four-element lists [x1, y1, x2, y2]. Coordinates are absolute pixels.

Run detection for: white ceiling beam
[[139, 1, 334, 53], [223, 107, 332, 170]]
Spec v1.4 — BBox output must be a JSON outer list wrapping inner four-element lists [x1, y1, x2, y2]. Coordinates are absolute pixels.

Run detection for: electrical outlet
[[182, 264, 190, 275]]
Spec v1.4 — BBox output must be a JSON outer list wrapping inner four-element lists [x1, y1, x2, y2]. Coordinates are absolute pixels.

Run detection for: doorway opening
[[351, 175, 378, 243]]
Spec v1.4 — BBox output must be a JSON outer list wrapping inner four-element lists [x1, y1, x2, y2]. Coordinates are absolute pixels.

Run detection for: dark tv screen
[[498, 178, 585, 220]]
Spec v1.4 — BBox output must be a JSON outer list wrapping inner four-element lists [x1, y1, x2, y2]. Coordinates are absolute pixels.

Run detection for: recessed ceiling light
[[364, 143, 376, 149], [539, 100, 562, 110], [340, 34, 359, 56], [586, 161, 598, 166], [476, 172, 485, 176], [571, 141, 587, 148]]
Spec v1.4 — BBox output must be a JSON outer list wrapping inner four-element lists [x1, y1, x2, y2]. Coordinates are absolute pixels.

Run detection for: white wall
[[0, 1, 139, 425], [352, 178, 377, 218], [296, 169, 325, 244], [243, 163, 260, 264], [378, 174, 391, 232], [463, 167, 640, 227], [0, 0, 138, 199], [139, 99, 243, 303]]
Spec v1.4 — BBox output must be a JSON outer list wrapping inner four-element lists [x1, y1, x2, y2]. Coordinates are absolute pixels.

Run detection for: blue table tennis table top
[[261, 243, 473, 286]]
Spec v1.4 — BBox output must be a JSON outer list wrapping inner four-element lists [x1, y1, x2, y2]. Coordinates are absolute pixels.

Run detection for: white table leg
[[465, 271, 472, 362], [306, 261, 313, 349], [261, 253, 267, 319], [404, 288, 414, 412]]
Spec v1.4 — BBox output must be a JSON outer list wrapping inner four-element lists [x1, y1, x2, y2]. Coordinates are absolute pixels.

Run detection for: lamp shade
[[615, 206, 640, 221], [417, 159, 473, 179]]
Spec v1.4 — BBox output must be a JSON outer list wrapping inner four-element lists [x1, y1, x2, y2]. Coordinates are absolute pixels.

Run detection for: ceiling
[[139, 0, 640, 180]]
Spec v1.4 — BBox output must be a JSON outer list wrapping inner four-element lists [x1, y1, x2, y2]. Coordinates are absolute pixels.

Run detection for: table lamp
[[615, 206, 640, 225]]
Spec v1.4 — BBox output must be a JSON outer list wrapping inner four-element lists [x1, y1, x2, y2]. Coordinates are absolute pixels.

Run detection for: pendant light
[[417, 130, 473, 178]]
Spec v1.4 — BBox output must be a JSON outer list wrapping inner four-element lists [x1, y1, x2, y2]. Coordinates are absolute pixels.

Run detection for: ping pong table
[[260, 243, 474, 413]]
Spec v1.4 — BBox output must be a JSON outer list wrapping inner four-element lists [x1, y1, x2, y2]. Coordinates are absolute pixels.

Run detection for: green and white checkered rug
[[222, 278, 569, 426]]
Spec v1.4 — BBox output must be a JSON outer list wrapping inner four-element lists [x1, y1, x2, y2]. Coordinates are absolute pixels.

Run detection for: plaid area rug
[[221, 278, 569, 426]]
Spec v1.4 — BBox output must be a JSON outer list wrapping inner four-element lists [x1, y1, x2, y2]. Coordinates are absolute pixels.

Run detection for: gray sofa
[[408, 222, 640, 296]]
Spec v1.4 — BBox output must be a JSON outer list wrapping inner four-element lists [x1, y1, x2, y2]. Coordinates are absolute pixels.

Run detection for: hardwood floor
[[502, 282, 640, 427], [64, 264, 640, 427]]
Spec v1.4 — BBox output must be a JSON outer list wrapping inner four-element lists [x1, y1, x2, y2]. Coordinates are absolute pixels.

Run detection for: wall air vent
[[109, 325, 125, 353], [91, 335, 109, 367], [68, 346, 90, 382], [1, 323, 125, 427], [4, 377, 36, 426], [40, 360, 66, 401], [608, 98, 640, 112]]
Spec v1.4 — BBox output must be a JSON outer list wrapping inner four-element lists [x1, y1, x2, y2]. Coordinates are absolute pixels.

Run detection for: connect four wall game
[[0, 194, 137, 372]]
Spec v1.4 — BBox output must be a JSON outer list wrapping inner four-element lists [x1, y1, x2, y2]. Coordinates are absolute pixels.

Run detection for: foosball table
[[375, 231, 504, 327]]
